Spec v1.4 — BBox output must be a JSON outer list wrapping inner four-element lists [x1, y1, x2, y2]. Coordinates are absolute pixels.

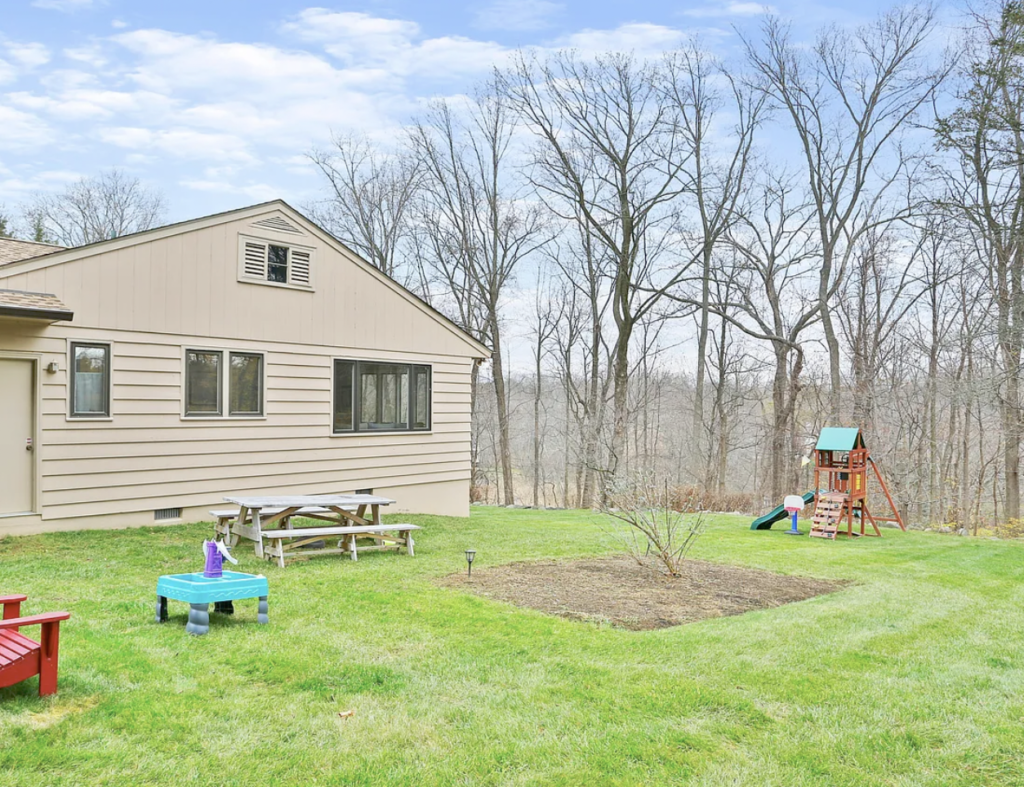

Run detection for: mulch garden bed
[[439, 555, 847, 630]]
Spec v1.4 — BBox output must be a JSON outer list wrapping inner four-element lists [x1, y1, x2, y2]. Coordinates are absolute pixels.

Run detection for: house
[[0, 201, 489, 536]]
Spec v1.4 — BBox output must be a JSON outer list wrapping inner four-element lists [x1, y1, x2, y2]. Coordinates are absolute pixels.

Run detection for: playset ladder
[[810, 493, 848, 540]]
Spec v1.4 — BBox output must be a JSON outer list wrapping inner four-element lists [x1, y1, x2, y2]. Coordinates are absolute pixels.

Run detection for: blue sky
[[0, 0, 906, 224]]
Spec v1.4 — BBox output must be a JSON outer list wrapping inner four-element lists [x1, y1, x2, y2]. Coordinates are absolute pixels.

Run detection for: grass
[[1, 507, 1023, 786]]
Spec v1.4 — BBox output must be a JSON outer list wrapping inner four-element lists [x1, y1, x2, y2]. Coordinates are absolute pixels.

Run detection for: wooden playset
[[807, 427, 904, 539]]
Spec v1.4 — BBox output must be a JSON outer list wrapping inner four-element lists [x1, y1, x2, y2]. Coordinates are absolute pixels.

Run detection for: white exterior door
[[0, 359, 34, 515]]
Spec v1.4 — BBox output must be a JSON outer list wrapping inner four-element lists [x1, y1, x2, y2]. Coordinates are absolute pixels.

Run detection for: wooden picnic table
[[219, 494, 418, 567]]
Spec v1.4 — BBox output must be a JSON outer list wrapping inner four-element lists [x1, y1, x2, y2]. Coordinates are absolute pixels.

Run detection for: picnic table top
[[223, 494, 396, 508]]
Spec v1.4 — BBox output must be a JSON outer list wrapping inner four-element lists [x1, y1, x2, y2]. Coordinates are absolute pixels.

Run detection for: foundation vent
[[154, 507, 182, 521]]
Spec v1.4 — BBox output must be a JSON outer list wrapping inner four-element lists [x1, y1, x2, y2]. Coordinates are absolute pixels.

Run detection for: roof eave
[[0, 306, 74, 323]]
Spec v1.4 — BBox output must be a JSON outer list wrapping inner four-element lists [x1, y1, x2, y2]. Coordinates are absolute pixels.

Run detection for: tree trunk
[[533, 352, 542, 508], [490, 320, 515, 506], [693, 247, 711, 486]]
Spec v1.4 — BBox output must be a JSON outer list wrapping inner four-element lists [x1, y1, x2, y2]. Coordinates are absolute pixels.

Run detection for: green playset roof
[[815, 427, 865, 451]]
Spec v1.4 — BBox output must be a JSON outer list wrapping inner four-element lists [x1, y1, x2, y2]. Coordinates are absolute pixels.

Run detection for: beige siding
[[0, 206, 481, 535]]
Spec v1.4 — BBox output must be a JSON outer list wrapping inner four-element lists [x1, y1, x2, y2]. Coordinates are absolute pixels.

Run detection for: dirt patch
[[439, 555, 847, 630]]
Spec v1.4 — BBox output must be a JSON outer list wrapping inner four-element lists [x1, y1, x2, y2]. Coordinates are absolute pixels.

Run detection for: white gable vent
[[243, 240, 268, 278], [290, 248, 311, 286], [252, 216, 303, 235]]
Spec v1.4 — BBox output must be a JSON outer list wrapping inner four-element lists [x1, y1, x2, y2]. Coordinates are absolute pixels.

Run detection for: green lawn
[[1, 507, 1022, 786]]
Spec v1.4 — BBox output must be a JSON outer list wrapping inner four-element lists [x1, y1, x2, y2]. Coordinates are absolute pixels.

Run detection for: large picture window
[[70, 342, 110, 417], [333, 360, 430, 433], [185, 349, 264, 418]]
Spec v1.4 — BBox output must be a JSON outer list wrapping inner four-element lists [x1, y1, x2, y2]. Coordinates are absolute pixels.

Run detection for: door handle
[[26, 438, 33, 451]]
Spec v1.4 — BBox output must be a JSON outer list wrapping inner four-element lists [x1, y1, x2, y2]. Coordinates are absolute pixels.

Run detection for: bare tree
[[662, 42, 766, 483], [530, 269, 560, 507], [935, 0, 1024, 521], [745, 7, 946, 418], [546, 215, 614, 507], [717, 173, 820, 500], [24, 169, 165, 247], [836, 224, 927, 429], [502, 50, 694, 481], [410, 83, 547, 505], [308, 134, 421, 284]]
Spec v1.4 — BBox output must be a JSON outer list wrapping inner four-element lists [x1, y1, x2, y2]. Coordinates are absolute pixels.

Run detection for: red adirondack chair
[[0, 594, 70, 697]]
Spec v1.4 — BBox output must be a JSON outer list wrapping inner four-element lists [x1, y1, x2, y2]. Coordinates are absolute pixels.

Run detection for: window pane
[[186, 351, 221, 415], [360, 370, 378, 427], [229, 353, 262, 415], [358, 363, 410, 429], [72, 343, 109, 416], [413, 366, 430, 430], [268, 245, 288, 283], [333, 360, 354, 432], [381, 372, 397, 424]]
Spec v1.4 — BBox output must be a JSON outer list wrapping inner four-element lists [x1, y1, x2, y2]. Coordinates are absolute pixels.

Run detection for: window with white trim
[[185, 349, 264, 417], [333, 360, 431, 433], [238, 235, 313, 289]]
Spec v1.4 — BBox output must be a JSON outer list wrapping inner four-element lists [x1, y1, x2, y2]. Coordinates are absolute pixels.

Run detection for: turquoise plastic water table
[[156, 571, 269, 636]]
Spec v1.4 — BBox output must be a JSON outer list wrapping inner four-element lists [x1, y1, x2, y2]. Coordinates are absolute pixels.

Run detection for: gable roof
[[815, 427, 865, 451], [0, 200, 490, 359], [0, 238, 65, 266]]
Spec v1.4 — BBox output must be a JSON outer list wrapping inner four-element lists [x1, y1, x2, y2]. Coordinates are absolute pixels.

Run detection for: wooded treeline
[[309, 1, 1024, 531]]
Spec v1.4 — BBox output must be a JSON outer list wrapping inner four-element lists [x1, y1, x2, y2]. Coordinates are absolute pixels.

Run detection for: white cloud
[[0, 106, 54, 150], [682, 2, 775, 18], [64, 44, 110, 68], [280, 9, 508, 79], [98, 127, 258, 163], [4, 42, 51, 68], [555, 23, 686, 56], [31, 0, 105, 11], [474, 0, 563, 32]]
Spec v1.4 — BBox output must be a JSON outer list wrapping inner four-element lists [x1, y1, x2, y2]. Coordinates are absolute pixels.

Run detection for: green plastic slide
[[750, 491, 817, 530]]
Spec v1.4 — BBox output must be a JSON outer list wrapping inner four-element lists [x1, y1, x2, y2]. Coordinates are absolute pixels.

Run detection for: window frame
[[228, 351, 264, 417], [68, 341, 112, 419], [332, 358, 431, 435], [182, 347, 266, 420]]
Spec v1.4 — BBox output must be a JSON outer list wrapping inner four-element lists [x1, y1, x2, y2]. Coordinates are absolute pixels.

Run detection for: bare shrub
[[602, 475, 708, 577], [669, 485, 756, 515]]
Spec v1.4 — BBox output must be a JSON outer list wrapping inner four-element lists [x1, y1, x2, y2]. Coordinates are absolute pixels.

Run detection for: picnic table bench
[[262, 524, 421, 567], [217, 494, 419, 567]]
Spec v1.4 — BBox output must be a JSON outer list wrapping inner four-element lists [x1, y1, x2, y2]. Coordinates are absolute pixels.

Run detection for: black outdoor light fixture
[[465, 549, 477, 578]]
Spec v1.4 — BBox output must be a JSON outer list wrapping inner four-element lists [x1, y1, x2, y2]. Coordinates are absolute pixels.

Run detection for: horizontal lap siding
[[31, 336, 472, 520]]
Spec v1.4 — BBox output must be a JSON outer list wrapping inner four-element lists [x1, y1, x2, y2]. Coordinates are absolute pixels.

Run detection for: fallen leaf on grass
[[338, 710, 355, 719]]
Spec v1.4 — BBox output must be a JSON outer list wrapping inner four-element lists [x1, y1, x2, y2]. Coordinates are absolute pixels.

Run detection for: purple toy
[[203, 540, 238, 578]]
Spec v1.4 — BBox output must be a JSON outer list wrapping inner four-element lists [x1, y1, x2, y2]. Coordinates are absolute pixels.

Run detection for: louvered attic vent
[[238, 235, 315, 290], [252, 216, 303, 234]]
